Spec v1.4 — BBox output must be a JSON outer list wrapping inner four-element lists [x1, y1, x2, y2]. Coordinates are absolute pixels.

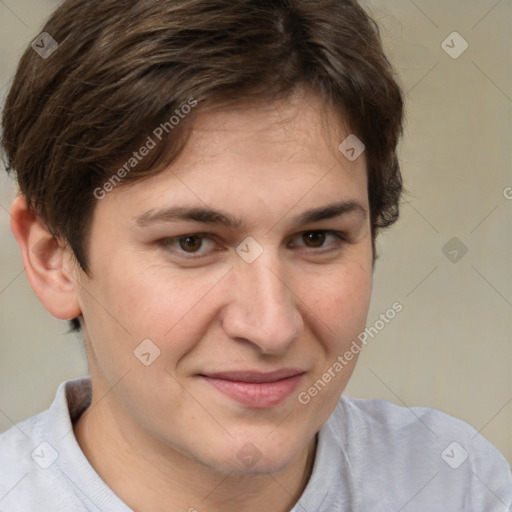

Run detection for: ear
[[10, 195, 82, 321]]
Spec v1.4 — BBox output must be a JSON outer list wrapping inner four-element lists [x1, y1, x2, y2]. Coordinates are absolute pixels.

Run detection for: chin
[[198, 435, 310, 477], [208, 454, 298, 477]]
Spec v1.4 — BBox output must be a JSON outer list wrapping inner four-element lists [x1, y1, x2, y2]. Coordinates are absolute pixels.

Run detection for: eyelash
[[159, 230, 347, 259]]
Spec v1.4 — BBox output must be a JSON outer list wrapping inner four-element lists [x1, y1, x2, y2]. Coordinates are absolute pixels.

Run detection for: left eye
[[289, 231, 345, 249]]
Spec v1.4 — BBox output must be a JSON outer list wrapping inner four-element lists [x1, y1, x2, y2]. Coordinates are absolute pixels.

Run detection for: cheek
[[87, 261, 224, 358], [296, 263, 372, 416], [305, 261, 372, 343]]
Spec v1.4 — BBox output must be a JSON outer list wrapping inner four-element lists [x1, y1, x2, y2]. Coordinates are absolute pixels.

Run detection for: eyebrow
[[135, 200, 367, 230], [294, 200, 367, 225]]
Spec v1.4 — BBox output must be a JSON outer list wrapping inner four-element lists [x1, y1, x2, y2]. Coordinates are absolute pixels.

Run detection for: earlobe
[[10, 195, 82, 321]]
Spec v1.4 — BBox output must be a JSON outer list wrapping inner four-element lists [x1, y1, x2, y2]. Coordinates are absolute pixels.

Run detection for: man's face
[[74, 91, 373, 475]]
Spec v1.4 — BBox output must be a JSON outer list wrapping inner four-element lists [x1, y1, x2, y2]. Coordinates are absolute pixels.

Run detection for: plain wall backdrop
[[1, 0, 511, 466]]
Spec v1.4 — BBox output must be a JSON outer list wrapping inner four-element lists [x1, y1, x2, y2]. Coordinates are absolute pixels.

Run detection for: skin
[[11, 89, 373, 512]]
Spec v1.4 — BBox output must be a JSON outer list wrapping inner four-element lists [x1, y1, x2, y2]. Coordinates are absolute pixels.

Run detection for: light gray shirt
[[1, 378, 511, 511]]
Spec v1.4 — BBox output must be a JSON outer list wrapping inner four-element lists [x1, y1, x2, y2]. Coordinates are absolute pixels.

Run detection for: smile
[[199, 369, 305, 408]]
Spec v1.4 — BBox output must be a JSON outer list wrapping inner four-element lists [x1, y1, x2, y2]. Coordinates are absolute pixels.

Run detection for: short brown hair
[[2, 0, 404, 274]]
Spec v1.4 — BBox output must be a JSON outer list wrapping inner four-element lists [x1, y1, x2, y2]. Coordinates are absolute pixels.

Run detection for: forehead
[[182, 92, 352, 167], [98, 91, 368, 227]]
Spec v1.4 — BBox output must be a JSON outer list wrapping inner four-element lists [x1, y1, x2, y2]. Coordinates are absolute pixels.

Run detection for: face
[[73, 91, 373, 476]]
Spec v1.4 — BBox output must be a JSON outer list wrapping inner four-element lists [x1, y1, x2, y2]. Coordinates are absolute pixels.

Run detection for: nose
[[220, 256, 303, 355]]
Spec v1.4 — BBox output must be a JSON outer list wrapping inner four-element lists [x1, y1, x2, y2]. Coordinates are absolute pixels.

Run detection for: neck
[[74, 389, 317, 512]]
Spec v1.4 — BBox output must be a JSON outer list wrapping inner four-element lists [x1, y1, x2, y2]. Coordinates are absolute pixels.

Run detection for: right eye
[[159, 233, 218, 258]]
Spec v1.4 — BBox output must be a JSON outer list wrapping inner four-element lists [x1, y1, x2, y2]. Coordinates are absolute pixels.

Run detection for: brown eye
[[178, 235, 204, 252], [288, 230, 345, 251], [160, 233, 218, 260], [302, 231, 326, 247]]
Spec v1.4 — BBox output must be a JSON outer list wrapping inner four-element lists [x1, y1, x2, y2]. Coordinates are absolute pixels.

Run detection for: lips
[[203, 368, 304, 383], [199, 369, 305, 408]]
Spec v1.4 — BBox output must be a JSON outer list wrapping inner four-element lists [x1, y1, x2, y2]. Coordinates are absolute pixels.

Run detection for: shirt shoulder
[[0, 408, 87, 512], [0, 378, 129, 512], [334, 396, 512, 511]]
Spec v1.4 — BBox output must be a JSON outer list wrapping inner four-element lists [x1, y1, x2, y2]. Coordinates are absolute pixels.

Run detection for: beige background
[[0, 0, 511, 466]]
